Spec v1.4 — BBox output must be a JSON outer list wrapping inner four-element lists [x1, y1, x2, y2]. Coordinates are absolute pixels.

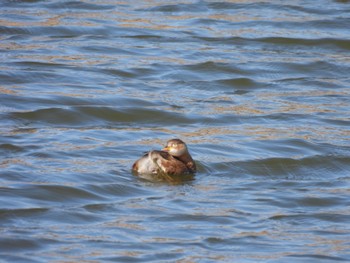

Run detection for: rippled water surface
[[1, 0, 350, 262]]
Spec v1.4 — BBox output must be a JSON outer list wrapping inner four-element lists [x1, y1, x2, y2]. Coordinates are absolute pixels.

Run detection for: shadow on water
[[133, 172, 196, 185]]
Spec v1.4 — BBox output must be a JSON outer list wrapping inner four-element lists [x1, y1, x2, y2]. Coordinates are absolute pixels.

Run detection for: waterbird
[[132, 139, 196, 177]]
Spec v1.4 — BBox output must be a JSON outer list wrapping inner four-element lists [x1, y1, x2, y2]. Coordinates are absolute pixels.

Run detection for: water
[[1, 0, 350, 262]]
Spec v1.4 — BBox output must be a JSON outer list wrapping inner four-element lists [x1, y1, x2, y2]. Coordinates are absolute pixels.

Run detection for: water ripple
[[1, 0, 350, 262]]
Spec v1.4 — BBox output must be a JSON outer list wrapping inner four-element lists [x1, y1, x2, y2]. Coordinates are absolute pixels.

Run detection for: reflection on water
[[1, 0, 350, 262]]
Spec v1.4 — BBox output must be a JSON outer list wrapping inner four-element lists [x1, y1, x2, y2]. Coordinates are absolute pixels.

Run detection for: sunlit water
[[1, 0, 350, 262]]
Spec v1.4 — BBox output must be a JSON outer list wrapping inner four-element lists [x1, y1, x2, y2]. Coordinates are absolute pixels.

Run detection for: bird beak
[[162, 146, 170, 152]]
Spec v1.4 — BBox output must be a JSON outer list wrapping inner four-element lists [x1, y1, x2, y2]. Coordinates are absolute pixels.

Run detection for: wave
[[8, 106, 207, 127], [209, 155, 350, 178]]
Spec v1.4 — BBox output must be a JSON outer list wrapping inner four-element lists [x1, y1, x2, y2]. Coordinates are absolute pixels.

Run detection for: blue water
[[1, 1, 350, 262]]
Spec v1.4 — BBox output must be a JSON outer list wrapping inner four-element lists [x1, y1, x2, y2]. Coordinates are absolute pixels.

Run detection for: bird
[[132, 139, 196, 178]]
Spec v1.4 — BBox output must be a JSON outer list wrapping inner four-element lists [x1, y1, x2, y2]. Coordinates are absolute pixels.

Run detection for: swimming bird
[[132, 139, 196, 177]]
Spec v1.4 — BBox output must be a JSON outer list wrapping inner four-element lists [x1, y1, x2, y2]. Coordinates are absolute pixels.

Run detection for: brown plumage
[[132, 139, 196, 177]]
